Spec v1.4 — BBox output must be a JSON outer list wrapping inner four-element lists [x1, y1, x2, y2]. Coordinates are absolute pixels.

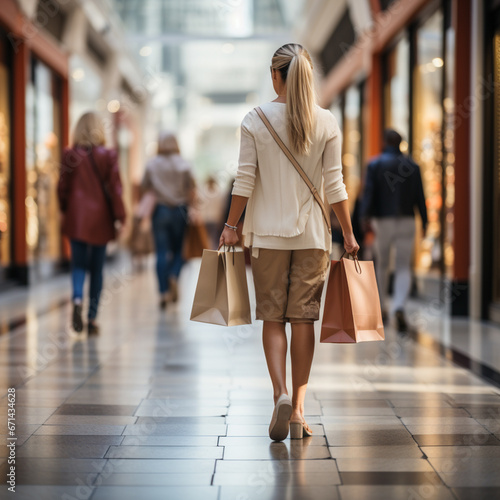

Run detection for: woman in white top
[[219, 43, 359, 441]]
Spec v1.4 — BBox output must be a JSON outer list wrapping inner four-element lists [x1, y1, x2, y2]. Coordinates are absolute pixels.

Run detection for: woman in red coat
[[58, 112, 126, 335]]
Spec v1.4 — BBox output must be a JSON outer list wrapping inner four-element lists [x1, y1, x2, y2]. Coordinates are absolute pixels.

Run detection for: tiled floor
[[1, 256, 500, 500]]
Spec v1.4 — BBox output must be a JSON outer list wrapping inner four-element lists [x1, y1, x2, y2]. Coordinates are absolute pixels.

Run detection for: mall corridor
[[2, 0, 500, 498], [1, 258, 500, 500]]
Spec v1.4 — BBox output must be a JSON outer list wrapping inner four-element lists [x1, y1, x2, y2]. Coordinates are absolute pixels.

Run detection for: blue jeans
[[70, 240, 107, 320], [152, 204, 188, 294]]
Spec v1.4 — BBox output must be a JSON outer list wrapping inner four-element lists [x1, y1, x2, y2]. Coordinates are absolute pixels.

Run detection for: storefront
[[25, 55, 64, 279], [0, 0, 70, 286], [380, 3, 456, 292], [0, 31, 11, 286], [312, 0, 473, 314], [483, 0, 500, 324], [329, 82, 365, 211]]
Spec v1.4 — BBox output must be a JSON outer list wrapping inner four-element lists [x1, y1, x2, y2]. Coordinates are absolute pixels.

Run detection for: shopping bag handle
[[219, 244, 235, 265], [340, 250, 362, 274]]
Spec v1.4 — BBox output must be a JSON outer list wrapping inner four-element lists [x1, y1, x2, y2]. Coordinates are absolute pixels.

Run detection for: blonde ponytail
[[271, 43, 316, 156]]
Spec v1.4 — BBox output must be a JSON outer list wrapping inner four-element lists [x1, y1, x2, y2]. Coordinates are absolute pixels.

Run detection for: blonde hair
[[272, 43, 316, 156], [158, 131, 180, 155], [72, 112, 106, 148]]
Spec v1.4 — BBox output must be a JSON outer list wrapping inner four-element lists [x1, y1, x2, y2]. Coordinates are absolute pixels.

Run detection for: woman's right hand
[[218, 226, 239, 249], [344, 232, 360, 256]]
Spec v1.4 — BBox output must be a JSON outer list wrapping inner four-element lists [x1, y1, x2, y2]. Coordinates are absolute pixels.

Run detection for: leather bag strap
[[255, 106, 331, 233], [88, 149, 116, 221]]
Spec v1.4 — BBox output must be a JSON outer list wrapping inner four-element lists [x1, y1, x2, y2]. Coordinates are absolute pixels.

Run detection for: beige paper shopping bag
[[320, 255, 385, 343], [190, 249, 251, 326]]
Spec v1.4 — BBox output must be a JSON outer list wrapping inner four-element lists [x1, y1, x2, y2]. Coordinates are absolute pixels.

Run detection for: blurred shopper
[[58, 112, 126, 335], [360, 129, 428, 331], [142, 132, 195, 309], [199, 176, 225, 249], [219, 43, 359, 441]]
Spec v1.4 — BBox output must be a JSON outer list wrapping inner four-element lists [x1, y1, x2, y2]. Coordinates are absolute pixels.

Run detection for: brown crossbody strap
[[255, 106, 331, 233]]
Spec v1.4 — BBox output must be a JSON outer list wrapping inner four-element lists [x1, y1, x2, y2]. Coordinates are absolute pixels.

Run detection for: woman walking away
[[58, 112, 126, 335], [142, 132, 196, 309], [219, 43, 359, 441]]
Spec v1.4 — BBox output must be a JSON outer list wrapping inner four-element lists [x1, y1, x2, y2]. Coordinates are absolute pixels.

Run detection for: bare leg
[[262, 321, 288, 404], [290, 323, 315, 423]]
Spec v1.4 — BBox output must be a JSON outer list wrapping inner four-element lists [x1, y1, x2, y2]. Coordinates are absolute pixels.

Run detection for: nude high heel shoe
[[268, 394, 292, 442], [290, 419, 313, 439]]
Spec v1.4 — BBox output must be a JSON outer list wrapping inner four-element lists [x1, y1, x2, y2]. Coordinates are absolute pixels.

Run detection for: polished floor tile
[[17, 442, 110, 458], [387, 398, 454, 408], [413, 434, 500, 446], [339, 485, 455, 500], [400, 416, 480, 425], [421, 446, 500, 458], [215, 459, 338, 473], [219, 485, 340, 500], [394, 407, 471, 417], [121, 435, 217, 446], [123, 423, 227, 436], [21, 434, 123, 445], [101, 458, 216, 474], [340, 471, 443, 485], [329, 445, 424, 459], [91, 486, 219, 500], [4, 471, 99, 485], [213, 471, 341, 486], [452, 487, 500, 499], [436, 470, 500, 487], [321, 407, 396, 416], [406, 424, 490, 435], [134, 406, 228, 417], [1, 457, 106, 474], [55, 404, 138, 416], [7, 485, 95, 500], [335, 457, 434, 472], [319, 399, 391, 408], [324, 429, 415, 447], [34, 424, 126, 435], [96, 473, 213, 486], [223, 443, 331, 460], [105, 445, 224, 459], [44, 415, 137, 426]]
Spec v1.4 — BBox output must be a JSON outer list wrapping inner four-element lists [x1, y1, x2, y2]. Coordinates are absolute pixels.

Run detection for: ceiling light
[[71, 68, 85, 81], [432, 57, 444, 68], [107, 100, 120, 113]]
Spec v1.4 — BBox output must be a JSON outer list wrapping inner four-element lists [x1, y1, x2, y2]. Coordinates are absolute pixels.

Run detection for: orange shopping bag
[[320, 253, 385, 344]]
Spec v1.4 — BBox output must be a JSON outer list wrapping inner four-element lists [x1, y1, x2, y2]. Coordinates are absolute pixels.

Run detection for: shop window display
[[342, 85, 362, 211], [25, 57, 62, 269], [493, 30, 500, 306], [443, 18, 455, 277], [0, 37, 10, 281], [412, 9, 444, 276], [383, 34, 410, 151]]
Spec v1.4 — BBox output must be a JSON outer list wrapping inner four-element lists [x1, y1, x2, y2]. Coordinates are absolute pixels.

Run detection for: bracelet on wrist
[[225, 222, 238, 231]]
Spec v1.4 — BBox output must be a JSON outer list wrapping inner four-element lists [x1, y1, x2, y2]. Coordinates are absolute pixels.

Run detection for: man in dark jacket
[[360, 129, 427, 331]]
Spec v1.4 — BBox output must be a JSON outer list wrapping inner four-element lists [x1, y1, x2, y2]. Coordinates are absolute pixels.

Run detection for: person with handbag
[[219, 43, 359, 441], [141, 131, 196, 309], [57, 112, 126, 335]]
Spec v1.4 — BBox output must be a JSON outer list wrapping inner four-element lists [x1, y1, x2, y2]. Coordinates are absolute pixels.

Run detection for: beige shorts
[[250, 248, 330, 324]]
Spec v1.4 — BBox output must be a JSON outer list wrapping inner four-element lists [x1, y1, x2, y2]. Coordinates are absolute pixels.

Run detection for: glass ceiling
[[109, 0, 305, 177]]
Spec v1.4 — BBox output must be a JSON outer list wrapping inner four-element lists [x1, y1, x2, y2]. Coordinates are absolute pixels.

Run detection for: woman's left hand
[[218, 226, 239, 249]]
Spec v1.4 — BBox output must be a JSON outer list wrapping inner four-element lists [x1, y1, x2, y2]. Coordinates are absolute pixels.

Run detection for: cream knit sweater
[[231, 102, 348, 253]]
